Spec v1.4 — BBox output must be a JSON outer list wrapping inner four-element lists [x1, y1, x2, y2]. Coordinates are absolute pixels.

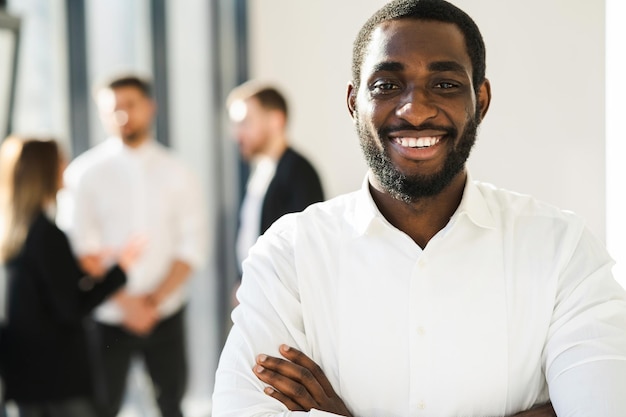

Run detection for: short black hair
[[352, 0, 486, 93], [227, 81, 289, 120], [102, 74, 153, 98]]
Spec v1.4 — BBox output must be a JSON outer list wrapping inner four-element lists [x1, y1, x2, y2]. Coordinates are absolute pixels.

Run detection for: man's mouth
[[392, 136, 441, 149]]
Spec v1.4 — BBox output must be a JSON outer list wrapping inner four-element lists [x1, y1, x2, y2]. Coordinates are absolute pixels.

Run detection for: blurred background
[[1, 0, 624, 416]]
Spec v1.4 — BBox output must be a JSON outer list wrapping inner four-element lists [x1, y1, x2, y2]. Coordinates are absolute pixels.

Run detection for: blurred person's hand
[[118, 235, 147, 273], [79, 252, 111, 278], [115, 292, 159, 336]]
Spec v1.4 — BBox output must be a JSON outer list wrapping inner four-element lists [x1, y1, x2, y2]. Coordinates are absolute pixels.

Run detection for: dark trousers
[[17, 398, 98, 417], [93, 309, 187, 417]]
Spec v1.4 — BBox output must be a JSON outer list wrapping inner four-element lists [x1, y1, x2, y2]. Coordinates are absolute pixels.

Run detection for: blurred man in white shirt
[[63, 75, 206, 417]]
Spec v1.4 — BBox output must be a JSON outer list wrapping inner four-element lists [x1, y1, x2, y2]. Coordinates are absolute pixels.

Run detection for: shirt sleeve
[[543, 225, 626, 416], [34, 219, 126, 324], [69, 172, 103, 255], [212, 218, 340, 417]]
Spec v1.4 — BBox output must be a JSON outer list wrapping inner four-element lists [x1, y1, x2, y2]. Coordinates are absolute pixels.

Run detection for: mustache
[[379, 122, 457, 138]]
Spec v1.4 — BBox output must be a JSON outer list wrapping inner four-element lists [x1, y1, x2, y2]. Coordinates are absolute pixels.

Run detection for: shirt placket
[[130, 155, 148, 234], [408, 249, 433, 416]]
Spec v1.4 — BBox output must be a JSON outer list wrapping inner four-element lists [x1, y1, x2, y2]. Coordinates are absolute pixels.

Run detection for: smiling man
[[212, 1, 626, 416]]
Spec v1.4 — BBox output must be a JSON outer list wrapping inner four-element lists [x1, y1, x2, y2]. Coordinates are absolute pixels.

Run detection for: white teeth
[[394, 136, 440, 148]]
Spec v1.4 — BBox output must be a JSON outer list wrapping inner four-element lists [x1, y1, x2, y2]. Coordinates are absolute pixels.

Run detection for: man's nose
[[395, 88, 438, 125], [113, 110, 129, 126]]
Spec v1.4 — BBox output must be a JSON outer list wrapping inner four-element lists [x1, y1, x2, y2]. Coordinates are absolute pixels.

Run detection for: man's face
[[229, 97, 273, 161], [348, 19, 490, 203], [97, 86, 155, 145]]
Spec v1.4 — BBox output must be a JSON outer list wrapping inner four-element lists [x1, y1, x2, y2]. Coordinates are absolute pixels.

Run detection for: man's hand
[[254, 346, 555, 417], [117, 235, 147, 273], [513, 403, 556, 416], [79, 252, 110, 278], [254, 344, 353, 416], [114, 292, 159, 336]]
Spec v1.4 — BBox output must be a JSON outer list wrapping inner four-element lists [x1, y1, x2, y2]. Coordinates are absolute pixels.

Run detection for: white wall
[[606, 0, 626, 287], [248, 0, 607, 243]]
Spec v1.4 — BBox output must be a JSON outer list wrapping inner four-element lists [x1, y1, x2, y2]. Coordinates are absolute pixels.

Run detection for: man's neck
[[369, 170, 467, 249], [263, 135, 288, 161]]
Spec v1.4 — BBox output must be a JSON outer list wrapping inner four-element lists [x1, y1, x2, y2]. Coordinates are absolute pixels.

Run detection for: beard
[[112, 111, 145, 144], [121, 128, 144, 144], [357, 109, 480, 204]]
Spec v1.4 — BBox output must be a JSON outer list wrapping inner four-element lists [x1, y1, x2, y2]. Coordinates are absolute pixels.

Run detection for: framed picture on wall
[[0, 10, 20, 139]]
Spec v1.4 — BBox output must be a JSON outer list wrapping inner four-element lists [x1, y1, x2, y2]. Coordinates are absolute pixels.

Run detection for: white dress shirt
[[212, 172, 626, 417], [63, 137, 207, 323], [236, 156, 277, 268]]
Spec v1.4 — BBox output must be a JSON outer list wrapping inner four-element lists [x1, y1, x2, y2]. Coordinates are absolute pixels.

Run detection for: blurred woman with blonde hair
[[0, 136, 138, 417]]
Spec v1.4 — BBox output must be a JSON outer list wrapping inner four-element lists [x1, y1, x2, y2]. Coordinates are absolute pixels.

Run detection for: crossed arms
[[213, 210, 626, 417], [253, 344, 556, 417]]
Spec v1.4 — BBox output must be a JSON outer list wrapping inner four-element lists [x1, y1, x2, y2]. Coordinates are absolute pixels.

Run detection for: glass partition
[[0, 11, 20, 138]]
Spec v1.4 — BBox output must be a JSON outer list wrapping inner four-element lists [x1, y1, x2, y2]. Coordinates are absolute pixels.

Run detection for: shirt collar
[[453, 171, 496, 230], [353, 170, 496, 237], [352, 171, 392, 236], [114, 136, 157, 158]]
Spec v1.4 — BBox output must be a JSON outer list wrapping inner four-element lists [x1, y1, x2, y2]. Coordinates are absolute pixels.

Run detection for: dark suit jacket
[[0, 212, 125, 403], [260, 147, 324, 234]]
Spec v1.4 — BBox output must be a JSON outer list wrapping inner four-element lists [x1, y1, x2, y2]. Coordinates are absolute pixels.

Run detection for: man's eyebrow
[[370, 61, 405, 73], [428, 60, 467, 74], [369, 60, 468, 76]]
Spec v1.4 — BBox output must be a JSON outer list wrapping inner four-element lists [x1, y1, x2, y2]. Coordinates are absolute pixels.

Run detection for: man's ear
[[477, 79, 491, 121], [346, 83, 357, 120], [268, 109, 286, 132]]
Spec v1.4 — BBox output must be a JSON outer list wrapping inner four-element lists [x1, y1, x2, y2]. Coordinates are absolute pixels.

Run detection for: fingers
[[263, 386, 305, 411], [260, 349, 328, 399], [119, 295, 159, 336], [278, 344, 338, 397], [254, 356, 320, 410], [512, 403, 556, 416], [79, 254, 106, 277], [118, 236, 147, 272], [255, 346, 354, 417], [122, 310, 157, 336]]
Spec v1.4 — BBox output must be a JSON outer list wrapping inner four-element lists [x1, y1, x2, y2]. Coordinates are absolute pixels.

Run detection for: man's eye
[[370, 81, 399, 94], [435, 81, 458, 89]]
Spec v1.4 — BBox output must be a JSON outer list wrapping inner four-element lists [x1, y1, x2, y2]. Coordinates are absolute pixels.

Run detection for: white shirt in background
[[62, 137, 207, 323], [213, 173, 626, 417], [236, 156, 277, 268]]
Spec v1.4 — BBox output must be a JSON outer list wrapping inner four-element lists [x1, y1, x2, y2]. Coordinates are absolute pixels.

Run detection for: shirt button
[[417, 400, 426, 410], [417, 326, 426, 336]]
